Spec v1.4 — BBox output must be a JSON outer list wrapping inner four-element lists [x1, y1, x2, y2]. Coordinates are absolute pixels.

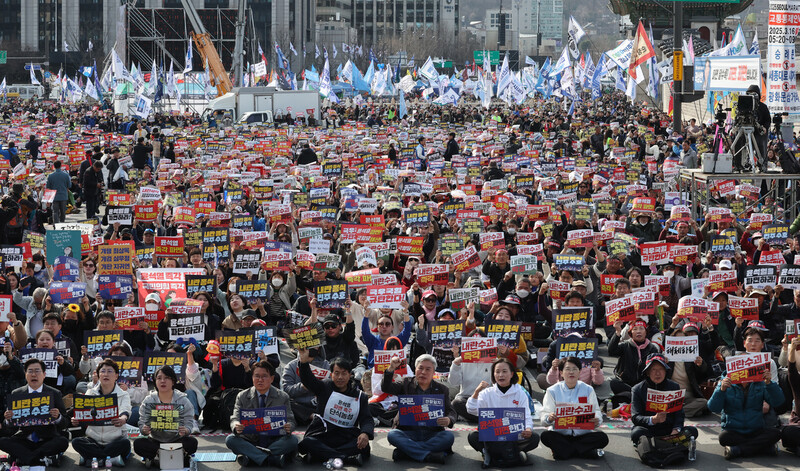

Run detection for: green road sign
[[0, 51, 7, 64], [473, 51, 500, 66]]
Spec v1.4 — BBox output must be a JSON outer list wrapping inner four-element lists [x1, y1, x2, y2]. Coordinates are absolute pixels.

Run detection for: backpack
[[481, 441, 526, 469], [202, 387, 242, 431], [636, 435, 689, 468]]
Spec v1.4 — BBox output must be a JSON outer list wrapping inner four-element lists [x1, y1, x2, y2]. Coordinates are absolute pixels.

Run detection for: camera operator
[[748, 85, 771, 171]]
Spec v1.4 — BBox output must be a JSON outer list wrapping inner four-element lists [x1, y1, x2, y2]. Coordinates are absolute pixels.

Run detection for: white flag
[[420, 57, 437, 81], [87, 40, 93, 52], [63, 41, 70, 52], [550, 47, 571, 76], [319, 58, 332, 98], [29, 64, 41, 86], [567, 16, 586, 60], [496, 53, 512, 96], [85, 79, 100, 100]]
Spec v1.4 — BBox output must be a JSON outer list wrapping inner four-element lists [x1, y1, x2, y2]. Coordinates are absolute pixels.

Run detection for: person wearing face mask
[[30, 254, 49, 286], [625, 212, 662, 244], [265, 270, 296, 327], [608, 320, 660, 407]]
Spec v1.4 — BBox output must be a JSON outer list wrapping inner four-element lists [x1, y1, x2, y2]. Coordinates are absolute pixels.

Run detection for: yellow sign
[[673, 51, 683, 81]]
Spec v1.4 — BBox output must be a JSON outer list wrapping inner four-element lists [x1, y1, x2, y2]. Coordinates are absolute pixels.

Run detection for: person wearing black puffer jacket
[[608, 319, 660, 406], [630, 353, 698, 466], [314, 312, 364, 380]]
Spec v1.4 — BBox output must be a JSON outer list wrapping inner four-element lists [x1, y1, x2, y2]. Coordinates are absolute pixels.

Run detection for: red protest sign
[[728, 296, 759, 320], [605, 295, 636, 324], [415, 264, 449, 287], [708, 270, 737, 292], [726, 352, 771, 384], [154, 237, 184, 258], [451, 246, 481, 272], [645, 389, 685, 413]]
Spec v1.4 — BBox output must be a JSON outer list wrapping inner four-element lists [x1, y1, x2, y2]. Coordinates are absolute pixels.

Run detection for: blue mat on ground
[[193, 453, 238, 462]]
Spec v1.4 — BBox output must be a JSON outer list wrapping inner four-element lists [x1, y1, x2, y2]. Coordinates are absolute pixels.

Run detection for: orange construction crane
[[180, 0, 232, 97]]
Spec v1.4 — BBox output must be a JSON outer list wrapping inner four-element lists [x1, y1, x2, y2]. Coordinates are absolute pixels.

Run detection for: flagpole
[[673, 3, 683, 133]]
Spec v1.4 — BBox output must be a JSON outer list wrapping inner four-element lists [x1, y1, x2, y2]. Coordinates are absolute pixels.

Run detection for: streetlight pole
[[673, 2, 682, 133]]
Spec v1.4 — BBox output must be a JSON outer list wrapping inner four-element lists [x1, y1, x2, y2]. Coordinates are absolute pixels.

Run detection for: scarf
[[634, 338, 651, 361]]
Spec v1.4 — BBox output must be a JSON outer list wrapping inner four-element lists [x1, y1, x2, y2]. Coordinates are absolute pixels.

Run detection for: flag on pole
[[646, 24, 659, 100], [290, 42, 298, 56], [323, 47, 329, 60], [29, 64, 41, 85], [184, 40, 193, 74], [0, 78, 6, 98], [319, 58, 331, 98], [629, 21, 656, 80], [302, 44, 306, 58], [567, 16, 586, 60], [398, 90, 407, 119], [551, 46, 571, 76], [749, 30, 759, 55], [63, 41, 70, 52], [332, 43, 338, 59], [87, 40, 93, 53], [85, 79, 100, 100], [258, 42, 268, 68], [315, 44, 320, 59]]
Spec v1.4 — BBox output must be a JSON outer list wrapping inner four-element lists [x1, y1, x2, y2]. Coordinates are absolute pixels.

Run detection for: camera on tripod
[[734, 94, 758, 127]]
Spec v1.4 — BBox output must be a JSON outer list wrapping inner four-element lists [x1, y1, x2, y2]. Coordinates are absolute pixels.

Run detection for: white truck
[[204, 87, 321, 125]]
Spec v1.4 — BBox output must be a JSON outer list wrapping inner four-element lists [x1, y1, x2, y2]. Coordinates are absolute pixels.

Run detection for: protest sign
[[0, 295, 11, 322], [663, 336, 699, 363], [707, 270, 737, 292], [510, 255, 538, 274], [710, 235, 735, 258], [314, 280, 348, 309], [566, 229, 594, 248], [744, 265, 777, 289], [143, 352, 186, 382], [415, 264, 449, 286], [404, 204, 431, 228], [485, 320, 522, 348], [779, 265, 800, 290], [395, 236, 424, 256], [232, 250, 261, 275], [553, 254, 584, 271], [365, 284, 405, 309], [98, 275, 133, 300], [184, 275, 216, 297], [111, 356, 144, 387], [549, 280, 571, 302], [554, 337, 598, 367], [640, 242, 670, 265], [51, 256, 80, 282], [344, 268, 378, 287], [605, 295, 636, 324], [427, 320, 464, 349], [448, 287, 479, 309], [355, 247, 377, 267], [728, 296, 759, 320], [763, 224, 789, 246], [451, 245, 481, 272], [374, 349, 407, 375], [217, 331, 256, 360], [235, 279, 271, 301], [105, 206, 133, 225], [283, 324, 325, 350], [460, 337, 498, 363], [398, 395, 445, 427], [45, 230, 82, 264], [551, 308, 593, 337], [73, 394, 119, 426], [114, 306, 146, 330], [645, 389, 685, 413], [631, 290, 656, 316], [167, 313, 206, 341], [8, 390, 54, 427], [554, 404, 595, 430], [600, 274, 622, 297], [479, 232, 506, 251], [84, 331, 123, 358], [677, 296, 710, 323], [760, 249, 786, 266], [478, 408, 527, 442], [150, 404, 179, 432], [240, 407, 287, 435], [19, 348, 58, 378], [726, 352, 771, 384]]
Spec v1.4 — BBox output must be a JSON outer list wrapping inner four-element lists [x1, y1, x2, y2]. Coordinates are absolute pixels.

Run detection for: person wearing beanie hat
[[708, 327, 784, 460], [630, 352, 699, 464], [608, 319, 660, 407]]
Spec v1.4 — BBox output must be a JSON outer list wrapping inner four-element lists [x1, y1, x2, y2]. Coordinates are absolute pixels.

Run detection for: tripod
[[730, 126, 764, 172]]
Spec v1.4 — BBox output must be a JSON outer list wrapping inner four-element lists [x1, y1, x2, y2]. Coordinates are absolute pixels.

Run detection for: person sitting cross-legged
[[226, 360, 298, 468]]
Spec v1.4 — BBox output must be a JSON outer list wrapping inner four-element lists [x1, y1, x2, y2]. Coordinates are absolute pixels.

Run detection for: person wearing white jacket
[[466, 358, 539, 459], [71, 358, 133, 466], [540, 356, 609, 460]]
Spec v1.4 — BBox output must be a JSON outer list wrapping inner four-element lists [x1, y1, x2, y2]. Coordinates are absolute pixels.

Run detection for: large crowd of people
[[0, 88, 799, 469]]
